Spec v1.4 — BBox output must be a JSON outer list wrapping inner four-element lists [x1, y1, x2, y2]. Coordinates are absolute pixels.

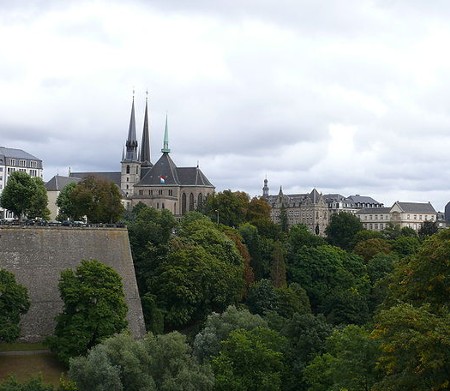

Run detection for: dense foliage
[[0, 171, 50, 219], [56, 176, 124, 223], [0, 269, 30, 342], [46, 259, 128, 364]]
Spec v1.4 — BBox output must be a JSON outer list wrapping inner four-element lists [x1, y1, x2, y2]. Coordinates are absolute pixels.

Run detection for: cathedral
[[69, 96, 215, 217]]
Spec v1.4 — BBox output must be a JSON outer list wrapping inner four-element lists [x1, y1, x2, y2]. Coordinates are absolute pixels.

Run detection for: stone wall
[[0, 226, 146, 342]]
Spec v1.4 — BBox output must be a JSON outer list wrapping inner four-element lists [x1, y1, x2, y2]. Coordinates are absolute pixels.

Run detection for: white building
[[0, 147, 44, 219], [356, 201, 437, 232]]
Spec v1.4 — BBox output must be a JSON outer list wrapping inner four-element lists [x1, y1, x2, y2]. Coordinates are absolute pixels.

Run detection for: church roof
[[45, 175, 80, 191], [69, 171, 121, 187], [137, 153, 214, 187]]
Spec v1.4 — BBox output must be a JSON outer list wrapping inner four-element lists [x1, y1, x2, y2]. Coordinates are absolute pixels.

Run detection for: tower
[[121, 95, 141, 197], [139, 93, 152, 180]]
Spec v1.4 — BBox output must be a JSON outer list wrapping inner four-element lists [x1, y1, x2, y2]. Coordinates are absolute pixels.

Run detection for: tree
[[69, 332, 214, 391], [0, 377, 54, 391], [304, 325, 380, 391], [325, 212, 363, 250], [0, 269, 30, 342], [287, 244, 370, 324], [64, 176, 125, 223], [391, 235, 420, 257], [212, 327, 287, 391], [0, 171, 49, 219], [47, 260, 128, 364], [418, 220, 438, 239], [353, 238, 392, 262], [149, 215, 244, 329], [56, 182, 80, 221], [193, 305, 267, 363], [202, 190, 249, 227], [270, 241, 286, 288], [281, 313, 333, 391]]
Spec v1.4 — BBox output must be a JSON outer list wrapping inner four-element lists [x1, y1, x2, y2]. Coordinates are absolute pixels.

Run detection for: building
[[263, 179, 383, 235], [45, 175, 81, 220], [0, 147, 44, 219], [356, 201, 437, 232], [59, 96, 214, 217]]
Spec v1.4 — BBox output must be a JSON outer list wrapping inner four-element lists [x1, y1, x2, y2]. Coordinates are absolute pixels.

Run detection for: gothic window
[[198, 193, 203, 208], [182, 193, 187, 215], [189, 193, 195, 211], [126, 165, 130, 174]]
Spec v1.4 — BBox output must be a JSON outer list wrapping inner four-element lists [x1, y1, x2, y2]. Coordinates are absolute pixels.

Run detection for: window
[[414, 215, 417, 220], [169, 189, 173, 196], [162, 203, 165, 209], [19, 160, 25, 167], [126, 165, 130, 174], [29, 170, 37, 177], [10, 159, 16, 166], [189, 193, 194, 211], [31, 161, 37, 168], [159, 189, 163, 195], [139, 190, 143, 195], [150, 190, 153, 195], [157, 203, 159, 209]]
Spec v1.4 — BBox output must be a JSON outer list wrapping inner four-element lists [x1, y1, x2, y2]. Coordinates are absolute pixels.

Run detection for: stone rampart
[[0, 226, 146, 342]]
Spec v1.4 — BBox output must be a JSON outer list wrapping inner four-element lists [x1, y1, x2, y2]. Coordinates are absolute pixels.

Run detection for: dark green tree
[[353, 238, 392, 262], [0, 171, 49, 219], [212, 327, 287, 391], [202, 190, 249, 227], [0, 377, 54, 391], [325, 212, 363, 250], [304, 325, 380, 391], [46, 260, 128, 364], [281, 313, 333, 391], [391, 235, 420, 257], [150, 215, 244, 329], [66, 176, 125, 223], [56, 182, 80, 221], [193, 305, 267, 363], [0, 269, 30, 342], [418, 220, 438, 239]]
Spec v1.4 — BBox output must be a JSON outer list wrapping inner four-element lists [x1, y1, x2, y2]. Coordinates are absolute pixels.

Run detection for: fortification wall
[[0, 226, 146, 342]]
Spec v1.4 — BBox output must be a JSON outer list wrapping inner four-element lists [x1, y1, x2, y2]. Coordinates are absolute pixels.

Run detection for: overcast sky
[[1, 0, 450, 210]]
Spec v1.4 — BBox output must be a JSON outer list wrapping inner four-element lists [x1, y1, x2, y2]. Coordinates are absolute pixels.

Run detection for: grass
[[0, 342, 47, 352], [0, 350, 67, 387]]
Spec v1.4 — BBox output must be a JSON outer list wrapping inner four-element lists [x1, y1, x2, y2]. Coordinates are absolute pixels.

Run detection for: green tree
[[325, 212, 363, 250], [202, 190, 249, 227], [0, 269, 30, 342], [287, 224, 326, 253], [304, 325, 380, 391], [353, 238, 392, 262], [418, 220, 438, 239], [67, 176, 125, 223], [69, 332, 214, 391], [212, 327, 287, 391], [150, 215, 244, 329], [281, 313, 332, 391], [279, 204, 289, 233], [391, 235, 420, 257], [287, 244, 370, 324], [47, 260, 128, 364], [0, 377, 54, 391], [270, 241, 286, 288], [372, 304, 450, 391], [0, 171, 49, 219], [193, 305, 267, 363], [56, 182, 81, 221]]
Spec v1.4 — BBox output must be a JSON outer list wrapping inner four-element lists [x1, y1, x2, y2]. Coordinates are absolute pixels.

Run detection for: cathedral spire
[[125, 93, 138, 161], [140, 91, 151, 166], [161, 113, 171, 153]]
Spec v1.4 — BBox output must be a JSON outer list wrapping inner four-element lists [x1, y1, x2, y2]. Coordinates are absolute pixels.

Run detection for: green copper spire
[[161, 113, 171, 153]]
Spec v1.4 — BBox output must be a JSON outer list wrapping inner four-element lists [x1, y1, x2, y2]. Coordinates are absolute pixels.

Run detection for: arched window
[[182, 193, 187, 215], [126, 165, 130, 174], [197, 193, 203, 209], [174, 202, 177, 214], [189, 193, 195, 211]]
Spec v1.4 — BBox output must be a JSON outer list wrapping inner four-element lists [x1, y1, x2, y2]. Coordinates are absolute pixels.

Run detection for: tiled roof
[[356, 207, 391, 215]]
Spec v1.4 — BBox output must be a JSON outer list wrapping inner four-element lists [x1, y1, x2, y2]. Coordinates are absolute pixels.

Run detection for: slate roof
[[0, 147, 42, 167], [137, 153, 214, 187], [69, 171, 121, 187], [347, 195, 382, 204], [45, 175, 81, 191], [395, 202, 436, 214], [356, 207, 392, 215]]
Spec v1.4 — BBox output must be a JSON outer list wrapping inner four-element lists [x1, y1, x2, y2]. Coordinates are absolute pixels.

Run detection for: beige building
[[356, 201, 437, 232]]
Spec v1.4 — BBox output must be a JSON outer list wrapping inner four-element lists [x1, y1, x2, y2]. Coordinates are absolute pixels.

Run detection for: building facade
[[356, 201, 437, 232], [0, 147, 43, 219], [263, 179, 383, 235]]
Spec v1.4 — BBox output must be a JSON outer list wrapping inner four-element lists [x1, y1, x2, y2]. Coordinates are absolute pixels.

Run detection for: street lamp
[[215, 209, 220, 225]]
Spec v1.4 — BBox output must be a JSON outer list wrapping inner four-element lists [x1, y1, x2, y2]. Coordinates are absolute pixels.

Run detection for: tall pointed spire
[[125, 92, 138, 161], [140, 91, 151, 166], [161, 113, 171, 153]]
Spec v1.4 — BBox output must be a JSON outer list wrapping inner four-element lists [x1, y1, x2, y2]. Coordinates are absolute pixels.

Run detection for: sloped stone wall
[[0, 226, 146, 342]]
